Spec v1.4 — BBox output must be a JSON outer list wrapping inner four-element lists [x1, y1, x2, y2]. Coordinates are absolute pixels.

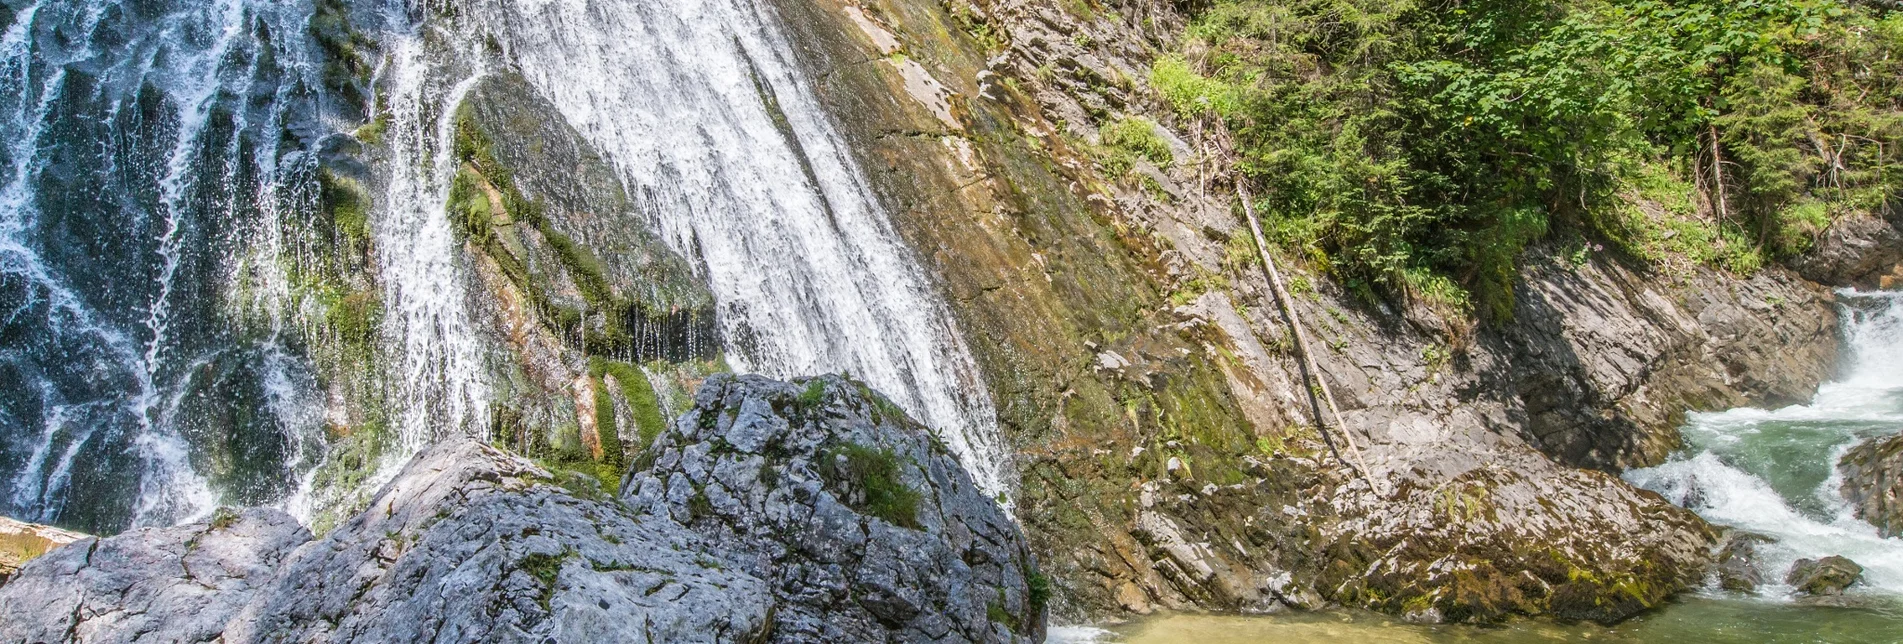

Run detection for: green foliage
[[208, 507, 240, 531], [309, 0, 375, 104], [590, 376, 620, 465], [1026, 569, 1053, 615], [822, 443, 922, 529], [1169, 0, 1903, 317], [308, 417, 392, 534], [317, 169, 371, 252], [1100, 116, 1175, 169], [797, 379, 829, 410], [516, 550, 572, 608], [323, 289, 381, 346]]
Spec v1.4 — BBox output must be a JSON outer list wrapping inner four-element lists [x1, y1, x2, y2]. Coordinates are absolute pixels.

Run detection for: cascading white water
[[0, 0, 1014, 533], [1629, 289, 1903, 597], [0, 0, 324, 531], [435, 0, 1012, 495], [372, 36, 492, 451]]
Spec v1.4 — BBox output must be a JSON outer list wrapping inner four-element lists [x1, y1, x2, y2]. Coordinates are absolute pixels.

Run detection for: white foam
[[431, 0, 1013, 497], [1628, 289, 1903, 598]]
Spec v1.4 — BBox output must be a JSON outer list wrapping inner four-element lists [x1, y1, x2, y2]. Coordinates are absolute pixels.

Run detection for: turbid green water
[[1092, 596, 1903, 643]]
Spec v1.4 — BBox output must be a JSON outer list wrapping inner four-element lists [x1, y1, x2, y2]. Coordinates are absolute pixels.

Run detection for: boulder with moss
[[625, 373, 1047, 643], [0, 375, 1043, 642]]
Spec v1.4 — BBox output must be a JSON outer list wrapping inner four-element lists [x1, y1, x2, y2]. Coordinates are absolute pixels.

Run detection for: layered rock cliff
[[757, 0, 1870, 625]]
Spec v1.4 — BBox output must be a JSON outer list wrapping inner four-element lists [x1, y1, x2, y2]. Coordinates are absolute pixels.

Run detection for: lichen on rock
[[0, 375, 1045, 642], [626, 373, 1047, 642]]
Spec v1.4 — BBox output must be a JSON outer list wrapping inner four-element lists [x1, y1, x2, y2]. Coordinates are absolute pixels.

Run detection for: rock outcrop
[[0, 509, 306, 642], [0, 376, 1042, 643], [626, 374, 1045, 643], [1495, 253, 1839, 471], [763, 0, 1821, 626], [0, 517, 85, 584], [1839, 434, 1903, 537], [1791, 213, 1903, 289], [1715, 532, 1777, 593], [1786, 556, 1864, 596]]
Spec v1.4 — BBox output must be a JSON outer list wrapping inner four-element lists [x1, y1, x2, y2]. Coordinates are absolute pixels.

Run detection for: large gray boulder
[[626, 374, 1045, 643], [0, 376, 1042, 642], [0, 443, 768, 643], [0, 508, 307, 643]]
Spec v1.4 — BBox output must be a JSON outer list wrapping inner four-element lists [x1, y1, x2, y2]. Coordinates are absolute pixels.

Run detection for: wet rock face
[[626, 374, 1045, 643], [0, 376, 1042, 642], [1840, 434, 1903, 537], [1715, 532, 1777, 593], [1786, 556, 1864, 596], [1494, 253, 1839, 471], [1790, 213, 1903, 289]]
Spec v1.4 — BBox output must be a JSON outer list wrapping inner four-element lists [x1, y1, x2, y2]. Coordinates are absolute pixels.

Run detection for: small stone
[[1785, 556, 1864, 596], [1714, 531, 1775, 593]]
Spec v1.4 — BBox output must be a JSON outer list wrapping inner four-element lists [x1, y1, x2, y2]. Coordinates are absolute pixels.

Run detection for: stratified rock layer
[[0, 376, 1042, 643], [766, 0, 1792, 625], [1840, 434, 1903, 537]]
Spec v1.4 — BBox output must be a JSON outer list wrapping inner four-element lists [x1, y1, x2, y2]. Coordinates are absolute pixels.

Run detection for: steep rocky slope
[[0, 376, 1041, 643], [758, 0, 1858, 624]]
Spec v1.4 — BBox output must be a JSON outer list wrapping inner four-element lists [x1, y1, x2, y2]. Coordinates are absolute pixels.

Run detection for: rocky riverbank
[[759, 0, 1877, 626], [0, 375, 1043, 643]]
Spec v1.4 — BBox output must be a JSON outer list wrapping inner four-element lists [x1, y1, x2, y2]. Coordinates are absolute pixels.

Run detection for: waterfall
[[372, 35, 491, 451], [435, 0, 1012, 496], [1629, 289, 1903, 597], [0, 0, 329, 533], [0, 0, 1013, 534]]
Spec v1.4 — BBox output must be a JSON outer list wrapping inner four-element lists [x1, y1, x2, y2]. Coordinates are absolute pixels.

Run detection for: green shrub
[[1100, 116, 1174, 168], [823, 443, 922, 529]]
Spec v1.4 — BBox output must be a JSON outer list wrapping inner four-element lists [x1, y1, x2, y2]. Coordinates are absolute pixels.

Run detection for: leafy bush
[[1166, 0, 1902, 317]]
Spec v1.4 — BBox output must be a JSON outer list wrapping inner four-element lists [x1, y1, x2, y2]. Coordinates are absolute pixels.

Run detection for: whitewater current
[[1628, 289, 1903, 598]]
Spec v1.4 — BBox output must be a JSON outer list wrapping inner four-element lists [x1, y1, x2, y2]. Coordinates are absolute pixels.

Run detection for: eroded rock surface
[[1715, 532, 1777, 593], [1840, 434, 1903, 537], [0, 509, 306, 643], [1791, 213, 1903, 288], [626, 374, 1045, 643], [1786, 556, 1864, 596], [0, 376, 1042, 642]]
